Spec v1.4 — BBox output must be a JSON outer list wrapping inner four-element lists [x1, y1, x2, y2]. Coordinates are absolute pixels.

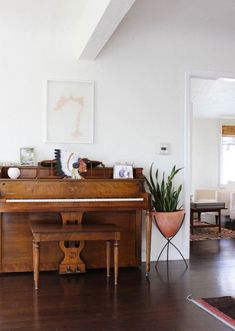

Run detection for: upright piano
[[0, 166, 152, 274]]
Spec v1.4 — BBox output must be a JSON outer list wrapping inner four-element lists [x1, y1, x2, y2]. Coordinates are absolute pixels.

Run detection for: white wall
[[192, 118, 219, 192], [1, 0, 235, 261], [192, 118, 235, 194], [0, 0, 91, 162]]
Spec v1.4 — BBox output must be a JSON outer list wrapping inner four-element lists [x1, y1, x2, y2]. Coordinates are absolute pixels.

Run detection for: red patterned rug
[[188, 295, 235, 330], [190, 221, 235, 241]]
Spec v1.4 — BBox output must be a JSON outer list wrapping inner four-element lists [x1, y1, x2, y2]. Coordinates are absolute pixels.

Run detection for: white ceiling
[[191, 77, 235, 118], [0, 0, 87, 25], [0, 0, 135, 60]]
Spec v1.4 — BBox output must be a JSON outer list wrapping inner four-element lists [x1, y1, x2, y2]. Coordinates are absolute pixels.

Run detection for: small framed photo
[[113, 165, 133, 179], [20, 147, 35, 166]]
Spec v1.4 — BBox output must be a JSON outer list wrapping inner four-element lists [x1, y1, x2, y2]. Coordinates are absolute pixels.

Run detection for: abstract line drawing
[[45, 80, 94, 143]]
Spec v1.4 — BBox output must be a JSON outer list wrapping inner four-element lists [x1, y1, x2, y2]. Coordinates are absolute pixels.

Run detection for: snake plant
[[144, 164, 183, 212]]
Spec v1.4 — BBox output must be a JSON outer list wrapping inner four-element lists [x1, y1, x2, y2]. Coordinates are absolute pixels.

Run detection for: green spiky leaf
[[144, 164, 183, 212]]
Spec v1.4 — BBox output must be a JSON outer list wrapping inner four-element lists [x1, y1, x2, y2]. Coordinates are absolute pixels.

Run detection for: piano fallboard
[[0, 194, 149, 213], [0, 178, 144, 198]]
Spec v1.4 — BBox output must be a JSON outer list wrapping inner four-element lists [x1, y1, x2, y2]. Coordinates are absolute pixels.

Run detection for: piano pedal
[[66, 266, 71, 273], [76, 266, 81, 273]]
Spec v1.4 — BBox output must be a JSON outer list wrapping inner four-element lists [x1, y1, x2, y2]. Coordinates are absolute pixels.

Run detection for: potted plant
[[144, 164, 187, 266], [144, 163, 184, 238]]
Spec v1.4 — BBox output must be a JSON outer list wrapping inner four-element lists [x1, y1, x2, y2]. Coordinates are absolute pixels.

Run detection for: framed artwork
[[20, 147, 35, 166], [45, 79, 94, 143], [113, 165, 133, 179]]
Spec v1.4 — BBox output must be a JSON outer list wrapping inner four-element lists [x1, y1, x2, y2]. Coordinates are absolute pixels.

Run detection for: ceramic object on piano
[[83, 158, 105, 168], [54, 149, 87, 179], [8, 167, 20, 179], [55, 149, 87, 179]]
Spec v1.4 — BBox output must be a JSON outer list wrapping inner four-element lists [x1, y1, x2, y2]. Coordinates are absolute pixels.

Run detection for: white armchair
[[193, 187, 234, 221], [193, 189, 217, 202], [193, 189, 217, 222], [193, 188, 231, 222], [216, 190, 230, 217]]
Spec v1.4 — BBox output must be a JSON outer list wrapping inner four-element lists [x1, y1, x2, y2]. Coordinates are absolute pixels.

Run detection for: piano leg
[[33, 240, 40, 290], [145, 212, 152, 276], [106, 241, 111, 277], [114, 240, 119, 286]]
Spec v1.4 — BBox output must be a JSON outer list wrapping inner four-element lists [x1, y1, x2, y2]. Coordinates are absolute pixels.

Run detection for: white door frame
[[184, 69, 235, 256]]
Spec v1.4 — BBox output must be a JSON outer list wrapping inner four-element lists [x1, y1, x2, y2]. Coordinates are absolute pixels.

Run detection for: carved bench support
[[59, 212, 85, 274]]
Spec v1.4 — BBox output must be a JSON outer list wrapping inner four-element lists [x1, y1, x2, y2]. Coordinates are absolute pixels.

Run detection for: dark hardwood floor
[[1, 239, 235, 331]]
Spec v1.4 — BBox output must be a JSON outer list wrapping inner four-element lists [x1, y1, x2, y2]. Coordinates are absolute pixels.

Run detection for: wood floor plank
[[0, 239, 234, 330]]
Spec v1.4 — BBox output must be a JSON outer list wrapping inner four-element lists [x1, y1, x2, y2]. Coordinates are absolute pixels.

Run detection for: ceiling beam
[[77, 0, 136, 60]]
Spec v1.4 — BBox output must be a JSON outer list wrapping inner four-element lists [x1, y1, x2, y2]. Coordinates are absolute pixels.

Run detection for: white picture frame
[[20, 147, 35, 166], [45, 79, 94, 143], [113, 165, 133, 179]]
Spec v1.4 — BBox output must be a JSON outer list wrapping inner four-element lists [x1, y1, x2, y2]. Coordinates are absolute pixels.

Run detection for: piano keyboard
[[6, 197, 144, 203]]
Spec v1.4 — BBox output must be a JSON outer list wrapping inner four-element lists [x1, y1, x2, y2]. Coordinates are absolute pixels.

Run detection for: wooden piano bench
[[30, 221, 120, 290]]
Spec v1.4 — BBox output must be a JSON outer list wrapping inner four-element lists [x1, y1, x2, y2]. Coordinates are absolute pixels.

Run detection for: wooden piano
[[0, 166, 152, 275]]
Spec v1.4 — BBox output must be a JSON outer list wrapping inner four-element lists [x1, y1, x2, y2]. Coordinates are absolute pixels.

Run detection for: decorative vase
[[152, 210, 185, 238], [7, 167, 20, 179]]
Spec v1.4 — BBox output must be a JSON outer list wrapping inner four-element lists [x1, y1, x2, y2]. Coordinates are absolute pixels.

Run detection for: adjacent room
[[0, 0, 235, 330], [191, 76, 235, 240]]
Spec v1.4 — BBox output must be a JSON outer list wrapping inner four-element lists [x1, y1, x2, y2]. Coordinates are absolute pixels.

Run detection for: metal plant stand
[[154, 213, 188, 269]]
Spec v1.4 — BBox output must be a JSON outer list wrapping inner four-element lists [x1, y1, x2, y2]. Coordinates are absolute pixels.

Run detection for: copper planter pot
[[152, 210, 185, 238], [151, 209, 188, 267]]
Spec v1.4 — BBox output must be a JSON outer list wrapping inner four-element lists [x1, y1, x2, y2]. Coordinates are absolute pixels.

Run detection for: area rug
[[190, 221, 235, 241], [188, 295, 235, 330]]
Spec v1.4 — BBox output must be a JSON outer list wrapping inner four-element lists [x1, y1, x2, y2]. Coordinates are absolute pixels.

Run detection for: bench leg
[[106, 241, 111, 277], [114, 240, 119, 286], [33, 241, 40, 290]]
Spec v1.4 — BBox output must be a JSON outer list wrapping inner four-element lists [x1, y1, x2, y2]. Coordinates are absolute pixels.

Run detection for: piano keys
[[0, 172, 151, 274], [6, 198, 144, 202]]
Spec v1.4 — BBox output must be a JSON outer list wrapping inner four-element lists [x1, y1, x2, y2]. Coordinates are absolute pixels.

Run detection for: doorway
[[184, 70, 235, 241]]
